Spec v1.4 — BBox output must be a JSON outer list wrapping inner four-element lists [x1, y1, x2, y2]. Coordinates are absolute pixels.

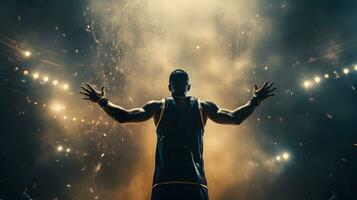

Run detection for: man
[[80, 69, 276, 200]]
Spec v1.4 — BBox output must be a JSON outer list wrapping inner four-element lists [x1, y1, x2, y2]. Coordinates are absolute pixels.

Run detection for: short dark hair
[[169, 69, 189, 84]]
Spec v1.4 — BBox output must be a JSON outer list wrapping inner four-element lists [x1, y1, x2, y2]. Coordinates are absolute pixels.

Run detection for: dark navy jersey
[[153, 96, 207, 187]]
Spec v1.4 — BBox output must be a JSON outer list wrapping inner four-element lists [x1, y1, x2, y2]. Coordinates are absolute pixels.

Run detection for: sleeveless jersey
[[152, 96, 207, 188]]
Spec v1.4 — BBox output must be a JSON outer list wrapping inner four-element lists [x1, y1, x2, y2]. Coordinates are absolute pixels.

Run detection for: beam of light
[[62, 84, 69, 90], [343, 68, 350, 74], [23, 50, 31, 57], [52, 80, 58, 85], [50, 102, 65, 113], [43, 76, 49, 82], [57, 145, 63, 152], [282, 152, 290, 160], [32, 72, 40, 79], [303, 80, 313, 89], [314, 76, 321, 83]]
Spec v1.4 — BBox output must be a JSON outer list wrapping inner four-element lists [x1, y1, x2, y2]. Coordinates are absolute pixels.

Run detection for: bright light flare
[[62, 84, 69, 90], [276, 156, 281, 161], [282, 152, 290, 160], [50, 103, 65, 112], [57, 145, 63, 152], [303, 80, 312, 89], [23, 50, 31, 57], [23, 70, 29, 75], [314, 76, 321, 83], [354, 65, 357, 71], [52, 80, 58, 85], [43, 76, 49, 82], [324, 73, 329, 79], [32, 72, 40, 79], [343, 68, 350, 74]]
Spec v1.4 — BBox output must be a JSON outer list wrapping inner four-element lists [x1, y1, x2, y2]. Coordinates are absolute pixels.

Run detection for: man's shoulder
[[198, 99, 217, 108], [145, 99, 164, 107]]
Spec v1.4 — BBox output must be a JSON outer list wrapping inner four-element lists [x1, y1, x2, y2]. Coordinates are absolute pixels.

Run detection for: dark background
[[1, 0, 357, 199]]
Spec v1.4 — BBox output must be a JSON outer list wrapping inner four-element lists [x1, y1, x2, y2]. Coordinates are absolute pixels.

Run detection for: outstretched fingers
[[262, 81, 268, 89], [81, 85, 91, 93], [268, 87, 277, 93], [86, 83, 96, 92], [79, 91, 89, 96], [267, 81, 274, 89]]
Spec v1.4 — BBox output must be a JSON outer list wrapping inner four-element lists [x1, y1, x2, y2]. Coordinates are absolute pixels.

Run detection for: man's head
[[168, 69, 190, 96]]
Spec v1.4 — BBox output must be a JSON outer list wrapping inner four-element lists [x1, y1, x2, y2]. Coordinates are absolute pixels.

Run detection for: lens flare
[[32, 72, 40, 79], [62, 84, 69, 90], [314, 76, 321, 83], [282, 152, 290, 160], [343, 68, 350, 74], [23, 50, 31, 57], [53, 80, 58, 85], [50, 102, 65, 112], [57, 145, 63, 152], [303, 80, 312, 89]]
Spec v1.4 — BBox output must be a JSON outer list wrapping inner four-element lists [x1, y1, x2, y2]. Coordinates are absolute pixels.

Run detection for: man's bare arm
[[79, 83, 161, 123], [201, 100, 256, 125], [98, 99, 161, 123], [202, 81, 277, 125]]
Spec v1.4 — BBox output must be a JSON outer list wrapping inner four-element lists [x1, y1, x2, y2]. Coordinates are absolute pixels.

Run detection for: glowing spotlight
[[23, 70, 29, 75], [303, 80, 312, 89], [314, 76, 321, 83], [62, 84, 69, 90], [66, 148, 71, 153], [32, 72, 40, 79], [57, 145, 63, 152], [343, 68, 350, 74], [324, 73, 329, 79], [50, 103, 65, 112], [52, 80, 58, 85], [43, 76, 49, 82], [282, 152, 290, 160], [354, 65, 357, 71], [276, 156, 281, 161], [23, 50, 31, 57]]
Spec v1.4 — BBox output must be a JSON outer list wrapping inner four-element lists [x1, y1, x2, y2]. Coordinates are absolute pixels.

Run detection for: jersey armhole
[[197, 98, 205, 128], [156, 98, 166, 128]]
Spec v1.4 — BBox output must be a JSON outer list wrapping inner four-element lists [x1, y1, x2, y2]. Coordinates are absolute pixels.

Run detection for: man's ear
[[187, 84, 191, 91]]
